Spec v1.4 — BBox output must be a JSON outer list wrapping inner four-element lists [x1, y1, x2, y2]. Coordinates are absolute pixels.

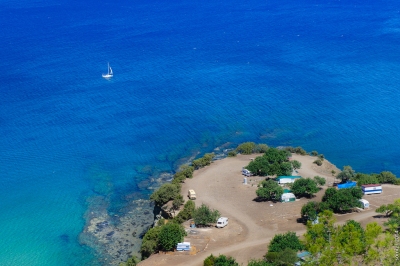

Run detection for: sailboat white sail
[[102, 63, 113, 79]]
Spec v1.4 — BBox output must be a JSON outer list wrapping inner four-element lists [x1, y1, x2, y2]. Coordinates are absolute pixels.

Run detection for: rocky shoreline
[[79, 146, 232, 265]]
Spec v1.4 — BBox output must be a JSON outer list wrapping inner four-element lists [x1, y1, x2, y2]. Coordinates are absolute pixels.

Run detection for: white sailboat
[[102, 63, 113, 79]]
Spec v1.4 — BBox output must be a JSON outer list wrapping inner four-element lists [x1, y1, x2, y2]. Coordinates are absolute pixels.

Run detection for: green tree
[[193, 204, 220, 226], [265, 248, 297, 266], [313, 176, 326, 186], [337, 166, 356, 183], [247, 259, 274, 266], [301, 201, 328, 222], [291, 160, 301, 170], [268, 231, 304, 252], [355, 173, 380, 186], [255, 143, 269, 153], [150, 183, 181, 206], [236, 142, 256, 155], [256, 179, 284, 202], [322, 187, 362, 213], [246, 148, 292, 176], [291, 178, 319, 198], [158, 223, 186, 251], [214, 255, 239, 266], [204, 254, 216, 266], [140, 226, 162, 259], [376, 171, 397, 184]]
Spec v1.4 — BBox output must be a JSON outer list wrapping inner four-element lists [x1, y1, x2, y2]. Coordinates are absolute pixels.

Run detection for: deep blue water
[[1, 0, 400, 264]]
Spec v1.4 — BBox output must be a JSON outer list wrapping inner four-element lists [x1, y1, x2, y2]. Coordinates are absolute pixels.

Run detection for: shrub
[[314, 176, 326, 186], [254, 143, 269, 153], [291, 178, 319, 198], [140, 226, 162, 259], [158, 223, 186, 251], [173, 200, 195, 224], [193, 204, 220, 226], [317, 154, 325, 160], [192, 153, 215, 169], [150, 183, 181, 206], [313, 159, 322, 166], [256, 179, 284, 202], [294, 146, 307, 155], [227, 150, 237, 157], [311, 150, 318, 156], [268, 231, 304, 252], [236, 142, 256, 155]]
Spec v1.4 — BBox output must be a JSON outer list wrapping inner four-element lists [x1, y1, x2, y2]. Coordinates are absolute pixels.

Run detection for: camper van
[[242, 168, 252, 177], [216, 217, 228, 228], [188, 189, 196, 200]]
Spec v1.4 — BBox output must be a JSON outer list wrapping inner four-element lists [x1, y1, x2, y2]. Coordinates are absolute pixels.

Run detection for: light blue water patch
[[1, 0, 400, 265]]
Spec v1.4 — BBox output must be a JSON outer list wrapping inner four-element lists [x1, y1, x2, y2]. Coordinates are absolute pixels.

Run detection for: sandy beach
[[138, 154, 400, 266]]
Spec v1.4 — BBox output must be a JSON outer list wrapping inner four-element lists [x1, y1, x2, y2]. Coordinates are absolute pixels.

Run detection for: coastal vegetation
[[256, 179, 284, 202], [193, 204, 220, 227], [192, 153, 215, 170], [204, 254, 239, 266], [246, 147, 292, 176], [291, 178, 319, 198], [376, 199, 400, 232]]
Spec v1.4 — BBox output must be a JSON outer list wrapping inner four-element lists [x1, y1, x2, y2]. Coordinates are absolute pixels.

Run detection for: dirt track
[[138, 154, 399, 266]]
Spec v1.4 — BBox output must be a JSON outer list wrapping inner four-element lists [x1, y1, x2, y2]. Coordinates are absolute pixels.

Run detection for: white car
[[216, 217, 228, 228]]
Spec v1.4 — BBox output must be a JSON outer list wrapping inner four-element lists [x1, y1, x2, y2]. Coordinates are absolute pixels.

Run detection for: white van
[[216, 217, 228, 228], [242, 168, 251, 177]]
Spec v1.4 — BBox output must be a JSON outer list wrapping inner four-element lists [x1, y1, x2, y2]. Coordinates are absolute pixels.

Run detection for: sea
[[1, 0, 400, 265]]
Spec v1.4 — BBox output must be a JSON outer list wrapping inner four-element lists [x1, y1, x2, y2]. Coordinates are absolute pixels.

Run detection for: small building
[[361, 184, 382, 195], [281, 192, 296, 202], [359, 199, 370, 209], [276, 176, 301, 184], [337, 181, 357, 189], [176, 242, 191, 251]]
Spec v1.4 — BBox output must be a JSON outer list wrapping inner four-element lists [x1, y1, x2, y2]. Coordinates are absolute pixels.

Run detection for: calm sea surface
[[1, 0, 400, 264]]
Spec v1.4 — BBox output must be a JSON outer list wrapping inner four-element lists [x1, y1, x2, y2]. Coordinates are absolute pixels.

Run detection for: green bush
[[227, 150, 237, 157], [204, 254, 216, 266], [254, 143, 269, 153], [140, 226, 162, 259], [268, 231, 304, 252], [256, 179, 284, 202], [314, 176, 326, 186], [150, 183, 181, 206], [193, 204, 220, 226], [291, 178, 319, 198], [311, 150, 318, 156], [236, 142, 256, 154], [192, 153, 215, 169], [173, 200, 195, 224], [158, 223, 186, 251], [313, 159, 322, 166]]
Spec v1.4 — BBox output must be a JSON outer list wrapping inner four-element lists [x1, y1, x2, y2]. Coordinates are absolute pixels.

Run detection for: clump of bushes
[[236, 142, 256, 154], [313, 159, 323, 166], [192, 153, 215, 169], [227, 150, 237, 157], [285, 146, 307, 155]]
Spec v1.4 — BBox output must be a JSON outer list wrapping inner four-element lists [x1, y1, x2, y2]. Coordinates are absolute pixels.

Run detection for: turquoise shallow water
[[1, 0, 400, 265]]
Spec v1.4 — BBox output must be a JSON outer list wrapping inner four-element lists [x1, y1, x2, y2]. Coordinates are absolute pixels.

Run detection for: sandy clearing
[[138, 154, 399, 266]]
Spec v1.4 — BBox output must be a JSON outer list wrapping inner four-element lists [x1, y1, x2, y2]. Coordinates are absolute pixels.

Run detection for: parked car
[[216, 217, 228, 228], [188, 189, 196, 200]]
